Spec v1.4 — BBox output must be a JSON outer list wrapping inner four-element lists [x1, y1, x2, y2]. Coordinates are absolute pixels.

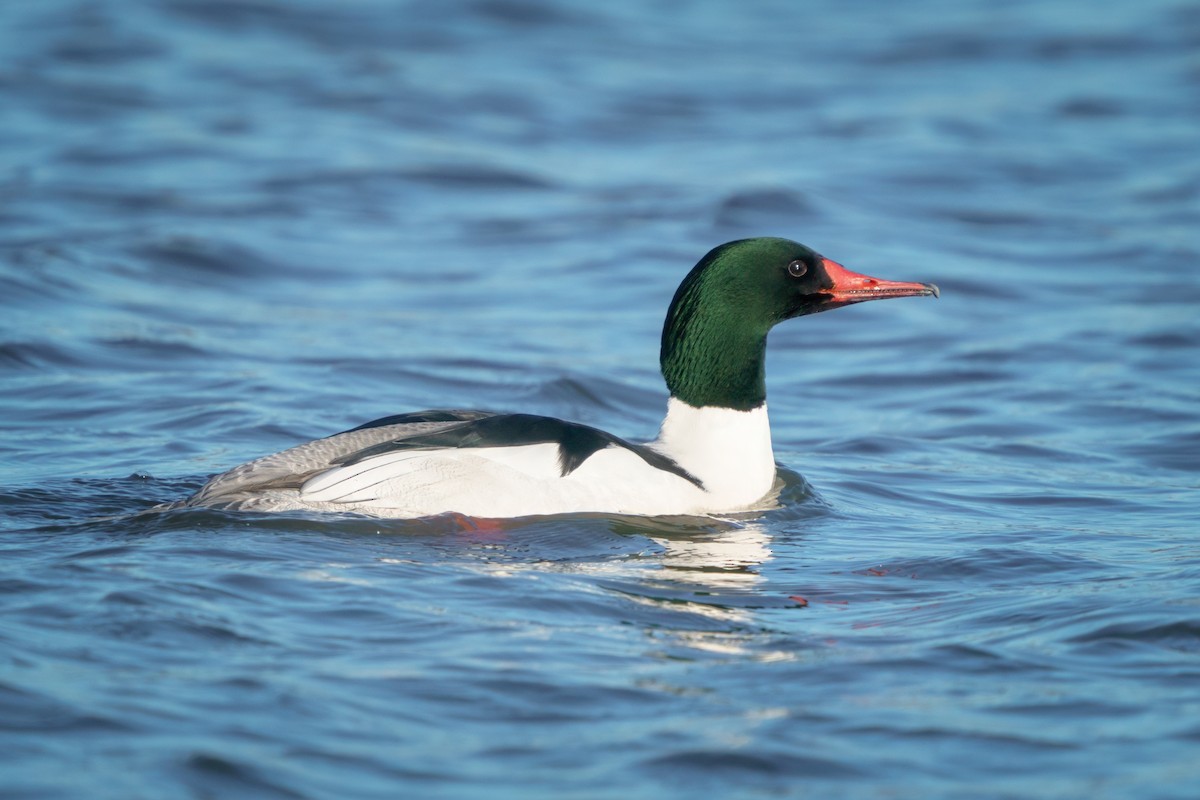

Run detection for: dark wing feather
[[336, 413, 703, 488], [348, 409, 494, 432], [184, 409, 498, 506]]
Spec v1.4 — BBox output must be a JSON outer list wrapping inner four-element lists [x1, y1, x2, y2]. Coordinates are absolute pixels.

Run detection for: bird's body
[[176, 238, 937, 519], [184, 400, 775, 518]]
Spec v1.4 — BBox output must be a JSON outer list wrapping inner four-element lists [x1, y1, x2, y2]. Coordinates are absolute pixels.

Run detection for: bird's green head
[[660, 237, 938, 410]]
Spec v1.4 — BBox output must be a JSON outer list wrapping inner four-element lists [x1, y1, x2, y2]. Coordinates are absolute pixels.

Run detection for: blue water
[[3, 0, 1199, 797]]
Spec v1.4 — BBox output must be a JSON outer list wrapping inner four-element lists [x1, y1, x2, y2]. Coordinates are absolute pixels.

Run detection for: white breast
[[649, 397, 777, 511]]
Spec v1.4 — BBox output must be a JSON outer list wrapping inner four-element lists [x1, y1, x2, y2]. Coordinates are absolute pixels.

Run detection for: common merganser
[[178, 238, 938, 518]]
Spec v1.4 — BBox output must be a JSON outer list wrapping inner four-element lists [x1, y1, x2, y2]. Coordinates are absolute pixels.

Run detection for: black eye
[[786, 260, 808, 278]]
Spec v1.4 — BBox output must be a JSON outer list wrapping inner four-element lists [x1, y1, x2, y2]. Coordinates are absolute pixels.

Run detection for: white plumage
[[181, 400, 778, 518]]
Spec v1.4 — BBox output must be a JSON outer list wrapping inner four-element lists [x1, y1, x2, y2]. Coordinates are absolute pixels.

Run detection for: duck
[[178, 237, 938, 518]]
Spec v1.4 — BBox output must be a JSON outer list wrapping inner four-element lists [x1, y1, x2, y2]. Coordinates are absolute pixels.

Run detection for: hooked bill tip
[[924, 283, 940, 299]]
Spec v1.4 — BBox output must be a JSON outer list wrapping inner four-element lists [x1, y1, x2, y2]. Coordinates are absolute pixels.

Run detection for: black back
[[337, 411, 703, 488]]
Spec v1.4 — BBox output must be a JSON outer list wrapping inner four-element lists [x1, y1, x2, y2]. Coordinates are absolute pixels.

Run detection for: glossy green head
[[660, 237, 938, 410]]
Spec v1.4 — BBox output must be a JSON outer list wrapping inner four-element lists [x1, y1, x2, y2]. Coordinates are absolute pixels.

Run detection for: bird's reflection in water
[[605, 515, 775, 615], [605, 517, 809, 661], [650, 521, 772, 590], [607, 469, 813, 600], [458, 472, 816, 657], [600, 472, 820, 659]]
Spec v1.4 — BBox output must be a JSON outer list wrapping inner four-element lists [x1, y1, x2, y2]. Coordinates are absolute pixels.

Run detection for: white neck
[[650, 397, 777, 510]]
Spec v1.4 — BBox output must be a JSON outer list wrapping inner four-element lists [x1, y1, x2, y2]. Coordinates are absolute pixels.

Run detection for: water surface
[[2, 1, 1198, 798]]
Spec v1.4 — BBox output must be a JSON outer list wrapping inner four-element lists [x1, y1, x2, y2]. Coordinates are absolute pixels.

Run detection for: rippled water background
[[3, 1, 1199, 797]]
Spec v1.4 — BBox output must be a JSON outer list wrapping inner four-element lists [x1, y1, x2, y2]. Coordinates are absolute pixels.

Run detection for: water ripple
[[1, 0, 1198, 798]]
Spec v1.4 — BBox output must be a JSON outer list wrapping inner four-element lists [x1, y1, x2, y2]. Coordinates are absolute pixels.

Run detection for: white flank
[[183, 399, 779, 519]]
